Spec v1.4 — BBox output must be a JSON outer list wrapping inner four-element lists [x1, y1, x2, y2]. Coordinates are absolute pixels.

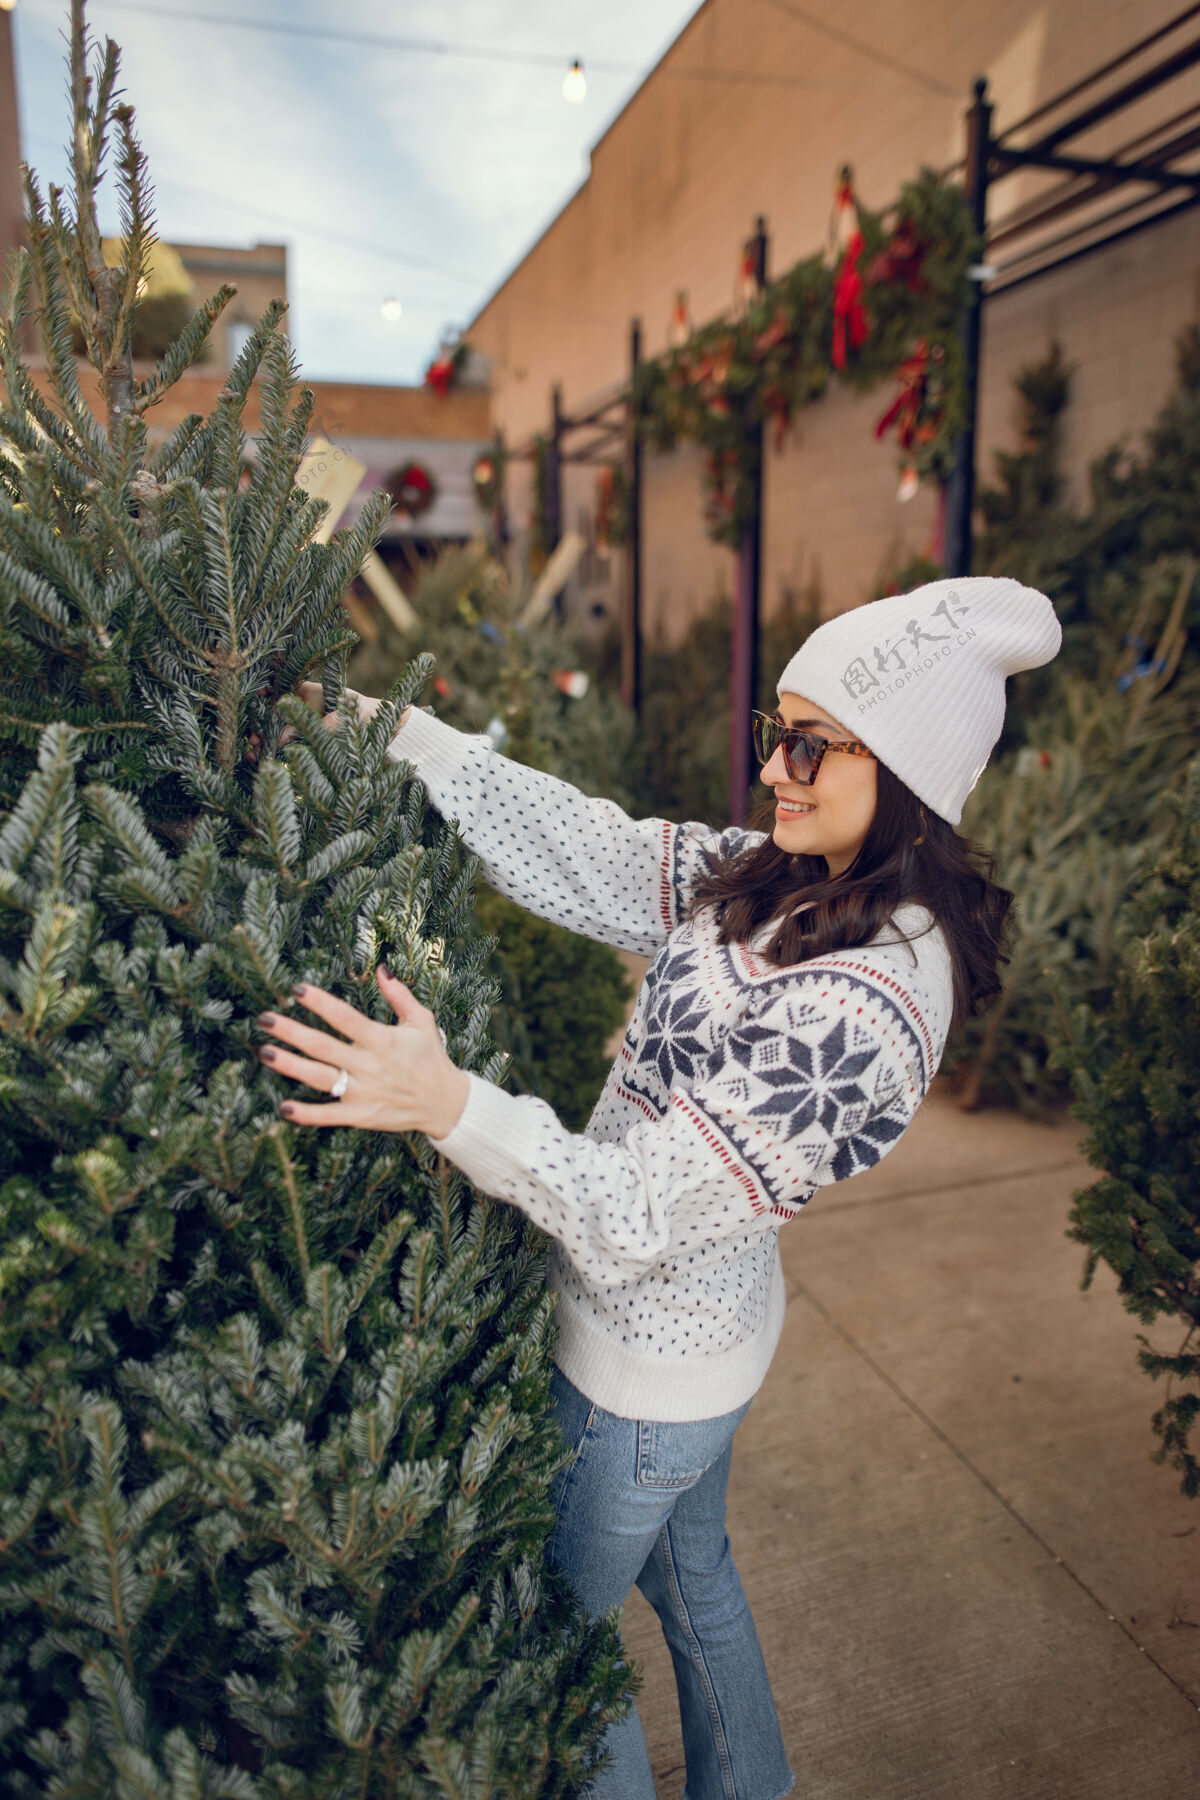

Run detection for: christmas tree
[[948, 657, 1197, 1111], [0, 5, 628, 1792], [1053, 760, 1200, 1498], [976, 339, 1075, 597], [976, 326, 1200, 671]]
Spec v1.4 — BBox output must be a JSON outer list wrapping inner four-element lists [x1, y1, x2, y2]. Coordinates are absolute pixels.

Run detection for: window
[[227, 320, 254, 365]]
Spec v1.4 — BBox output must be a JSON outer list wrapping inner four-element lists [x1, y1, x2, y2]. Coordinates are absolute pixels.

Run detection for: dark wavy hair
[[689, 761, 1012, 1038]]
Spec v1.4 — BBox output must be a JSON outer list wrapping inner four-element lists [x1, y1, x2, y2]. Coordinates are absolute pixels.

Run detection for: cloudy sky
[[11, 0, 703, 383]]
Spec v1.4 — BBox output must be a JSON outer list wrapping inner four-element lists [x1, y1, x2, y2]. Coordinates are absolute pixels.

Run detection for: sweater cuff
[[427, 1070, 526, 1194], [386, 707, 492, 814]]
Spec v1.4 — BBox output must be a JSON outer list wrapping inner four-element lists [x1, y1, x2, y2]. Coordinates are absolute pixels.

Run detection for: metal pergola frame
[[944, 5, 1200, 573], [514, 7, 1200, 820]]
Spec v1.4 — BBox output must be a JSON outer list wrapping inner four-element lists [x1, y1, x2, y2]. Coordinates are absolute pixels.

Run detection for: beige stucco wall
[[0, 13, 22, 275], [471, 0, 1200, 637], [171, 241, 290, 374]]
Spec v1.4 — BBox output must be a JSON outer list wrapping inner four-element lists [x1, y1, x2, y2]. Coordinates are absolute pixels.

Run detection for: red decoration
[[866, 216, 928, 291], [830, 171, 869, 371], [753, 307, 790, 358], [736, 248, 762, 315], [873, 340, 943, 454], [690, 335, 736, 417], [832, 240, 868, 371], [667, 290, 691, 349], [828, 166, 858, 259], [425, 356, 454, 398], [423, 339, 468, 398]]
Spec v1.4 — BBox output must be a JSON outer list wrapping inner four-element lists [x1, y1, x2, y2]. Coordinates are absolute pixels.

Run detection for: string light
[[380, 296, 403, 322], [0, 3, 18, 14], [562, 60, 587, 104]]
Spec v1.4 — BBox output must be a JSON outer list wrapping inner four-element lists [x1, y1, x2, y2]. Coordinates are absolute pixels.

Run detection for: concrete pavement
[[619, 1090, 1200, 1798]]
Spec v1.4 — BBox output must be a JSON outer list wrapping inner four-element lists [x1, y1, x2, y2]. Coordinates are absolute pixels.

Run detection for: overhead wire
[[47, 0, 835, 90], [755, 0, 959, 98], [22, 127, 632, 328], [23, 130, 486, 287]]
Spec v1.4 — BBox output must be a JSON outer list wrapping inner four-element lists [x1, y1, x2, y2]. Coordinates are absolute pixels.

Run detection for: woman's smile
[[761, 693, 879, 874]]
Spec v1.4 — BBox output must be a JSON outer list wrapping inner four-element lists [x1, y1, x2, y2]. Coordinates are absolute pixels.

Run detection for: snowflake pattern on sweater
[[390, 709, 954, 1421]]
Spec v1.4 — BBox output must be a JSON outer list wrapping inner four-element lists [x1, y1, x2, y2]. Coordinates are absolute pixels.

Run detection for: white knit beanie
[[776, 576, 1061, 825]]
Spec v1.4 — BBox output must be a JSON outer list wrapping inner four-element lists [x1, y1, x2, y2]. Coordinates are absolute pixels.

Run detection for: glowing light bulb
[[563, 60, 587, 104], [380, 296, 402, 323], [0, 2, 17, 14]]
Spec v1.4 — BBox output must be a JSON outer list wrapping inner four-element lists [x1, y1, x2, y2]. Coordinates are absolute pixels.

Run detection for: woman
[[258, 575, 1060, 1799]]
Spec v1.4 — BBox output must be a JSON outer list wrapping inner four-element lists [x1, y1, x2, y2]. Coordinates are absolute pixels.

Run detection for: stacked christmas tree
[[0, 5, 627, 1792], [1054, 761, 1200, 1498]]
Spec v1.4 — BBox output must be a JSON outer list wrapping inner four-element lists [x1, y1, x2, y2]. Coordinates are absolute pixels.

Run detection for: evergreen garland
[[0, 6, 630, 1791], [593, 464, 630, 551], [634, 168, 977, 546]]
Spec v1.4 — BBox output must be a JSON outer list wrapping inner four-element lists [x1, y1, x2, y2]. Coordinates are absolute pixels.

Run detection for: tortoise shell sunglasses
[[751, 711, 876, 786]]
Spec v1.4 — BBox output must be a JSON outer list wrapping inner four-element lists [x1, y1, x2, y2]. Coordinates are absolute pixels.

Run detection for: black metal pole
[[623, 319, 643, 717], [546, 384, 563, 552], [944, 78, 992, 579], [546, 383, 564, 616], [492, 426, 509, 553], [729, 215, 768, 826]]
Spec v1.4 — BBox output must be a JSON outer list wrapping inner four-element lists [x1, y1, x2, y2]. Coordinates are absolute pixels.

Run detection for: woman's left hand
[[257, 967, 470, 1140]]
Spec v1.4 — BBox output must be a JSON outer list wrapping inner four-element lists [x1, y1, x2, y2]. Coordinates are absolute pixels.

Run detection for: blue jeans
[[547, 1367, 793, 1800]]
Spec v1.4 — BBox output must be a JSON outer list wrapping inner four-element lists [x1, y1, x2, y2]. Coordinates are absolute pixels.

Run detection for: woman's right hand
[[286, 682, 409, 742]]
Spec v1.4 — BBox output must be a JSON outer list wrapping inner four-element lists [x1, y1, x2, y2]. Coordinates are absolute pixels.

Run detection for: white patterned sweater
[[389, 709, 954, 1423]]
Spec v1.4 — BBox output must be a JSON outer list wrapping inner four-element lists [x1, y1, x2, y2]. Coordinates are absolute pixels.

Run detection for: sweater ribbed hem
[[427, 1070, 522, 1178], [430, 1076, 788, 1422], [548, 1251, 786, 1423]]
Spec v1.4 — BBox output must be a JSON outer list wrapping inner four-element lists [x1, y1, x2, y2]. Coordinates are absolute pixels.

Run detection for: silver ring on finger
[[330, 1066, 350, 1099]]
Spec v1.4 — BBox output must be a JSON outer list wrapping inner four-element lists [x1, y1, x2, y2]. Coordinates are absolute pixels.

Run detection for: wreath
[[472, 447, 503, 512], [388, 460, 438, 520]]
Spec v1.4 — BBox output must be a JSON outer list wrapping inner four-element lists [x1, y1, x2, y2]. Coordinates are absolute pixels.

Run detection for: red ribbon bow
[[832, 229, 868, 372], [874, 341, 930, 451]]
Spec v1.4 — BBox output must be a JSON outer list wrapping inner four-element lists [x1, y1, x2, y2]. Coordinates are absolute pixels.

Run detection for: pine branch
[[66, 5, 135, 437], [0, 253, 101, 472], [17, 174, 107, 457], [136, 285, 237, 415], [107, 103, 153, 360], [145, 413, 203, 477]]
